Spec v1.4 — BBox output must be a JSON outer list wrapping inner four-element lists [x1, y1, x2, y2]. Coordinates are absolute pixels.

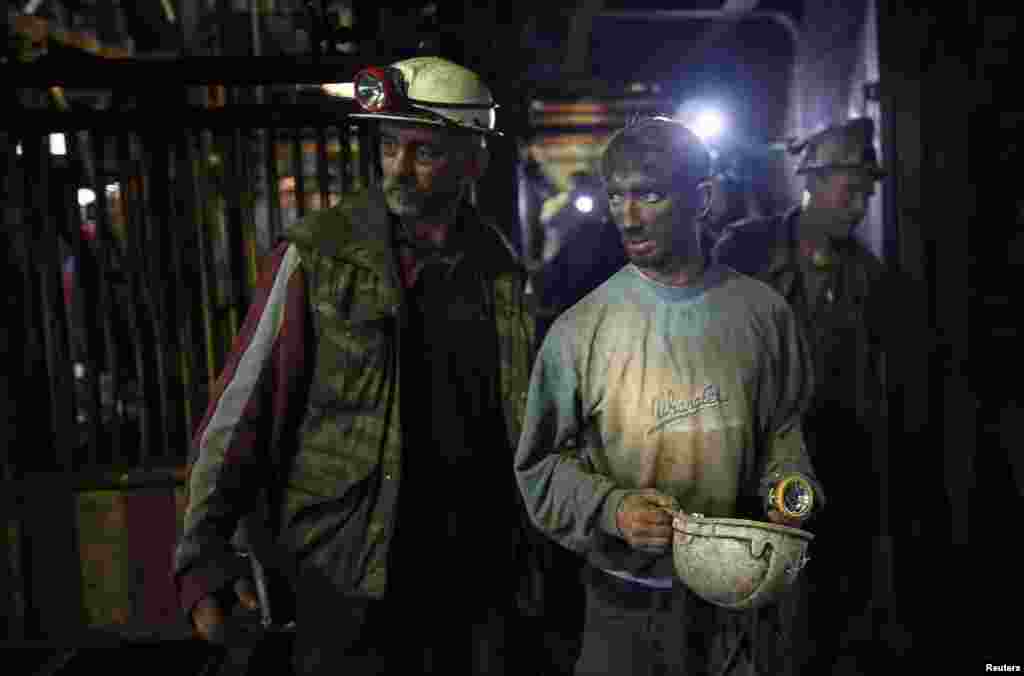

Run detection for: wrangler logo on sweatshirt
[[648, 383, 729, 435]]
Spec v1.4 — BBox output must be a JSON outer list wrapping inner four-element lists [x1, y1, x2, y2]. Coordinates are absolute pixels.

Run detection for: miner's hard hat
[[793, 117, 885, 179], [326, 56, 500, 136], [672, 513, 814, 611]]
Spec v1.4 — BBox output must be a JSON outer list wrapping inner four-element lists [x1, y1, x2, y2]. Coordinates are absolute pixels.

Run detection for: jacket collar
[[283, 187, 523, 290]]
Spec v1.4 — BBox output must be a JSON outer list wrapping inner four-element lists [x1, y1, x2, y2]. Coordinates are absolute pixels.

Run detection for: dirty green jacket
[[174, 188, 540, 617]]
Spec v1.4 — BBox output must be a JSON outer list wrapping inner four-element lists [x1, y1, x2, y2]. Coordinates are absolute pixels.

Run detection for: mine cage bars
[[1, 56, 399, 657]]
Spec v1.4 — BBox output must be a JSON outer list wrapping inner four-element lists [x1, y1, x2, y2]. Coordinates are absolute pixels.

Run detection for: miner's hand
[[615, 489, 681, 553], [192, 576, 260, 645], [767, 509, 808, 529]]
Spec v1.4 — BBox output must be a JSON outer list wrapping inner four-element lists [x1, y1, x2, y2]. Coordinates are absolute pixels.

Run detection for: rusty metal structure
[[0, 47, 403, 672]]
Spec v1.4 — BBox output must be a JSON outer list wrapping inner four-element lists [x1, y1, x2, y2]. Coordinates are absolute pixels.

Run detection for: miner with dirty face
[[601, 117, 713, 287], [515, 116, 823, 676]]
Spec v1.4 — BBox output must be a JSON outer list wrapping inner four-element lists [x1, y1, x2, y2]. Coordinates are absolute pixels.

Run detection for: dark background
[[3, 0, 1011, 672]]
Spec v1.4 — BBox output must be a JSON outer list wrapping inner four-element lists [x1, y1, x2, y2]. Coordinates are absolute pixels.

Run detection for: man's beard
[[383, 179, 464, 222]]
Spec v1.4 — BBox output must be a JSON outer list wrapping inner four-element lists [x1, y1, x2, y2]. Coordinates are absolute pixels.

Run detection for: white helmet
[[326, 56, 500, 136]]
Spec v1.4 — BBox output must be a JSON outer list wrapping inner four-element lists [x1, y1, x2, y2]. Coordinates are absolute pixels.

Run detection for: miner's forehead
[[378, 121, 476, 148], [379, 121, 450, 143]]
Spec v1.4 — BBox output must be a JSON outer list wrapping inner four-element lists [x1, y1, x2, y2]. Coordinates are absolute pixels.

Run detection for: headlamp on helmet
[[327, 57, 501, 136], [353, 66, 405, 113]]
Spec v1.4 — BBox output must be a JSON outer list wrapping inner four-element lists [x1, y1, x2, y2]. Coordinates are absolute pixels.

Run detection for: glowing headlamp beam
[[690, 110, 725, 142], [322, 82, 355, 98], [574, 195, 595, 214]]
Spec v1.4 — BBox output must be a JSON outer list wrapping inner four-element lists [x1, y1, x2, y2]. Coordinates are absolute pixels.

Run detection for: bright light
[[676, 100, 729, 143], [322, 82, 355, 98], [16, 143, 22, 156], [690, 111, 725, 142], [574, 195, 595, 214], [106, 183, 120, 194], [78, 188, 97, 207], [50, 133, 67, 156]]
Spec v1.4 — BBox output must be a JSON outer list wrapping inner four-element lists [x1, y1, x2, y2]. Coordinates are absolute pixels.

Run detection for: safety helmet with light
[[792, 117, 885, 179], [326, 56, 500, 136]]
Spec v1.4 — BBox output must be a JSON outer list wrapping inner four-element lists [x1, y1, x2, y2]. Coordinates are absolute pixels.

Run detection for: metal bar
[[65, 132, 103, 468], [241, 126, 259, 286], [265, 126, 282, 243], [226, 126, 251, 320], [3, 53, 413, 87], [316, 125, 330, 210], [292, 126, 307, 219], [8, 104, 363, 133], [181, 129, 217, 405], [2, 136, 18, 480], [143, 135, 176, 463], [116, 133, 152, 467], [10, 147, 37, 481], [196, 129, 226, 379], [167, 140, 196, 455], [1, 133, 25, 643], [91, 131, 123, 466], [27, 132, 75, 473]]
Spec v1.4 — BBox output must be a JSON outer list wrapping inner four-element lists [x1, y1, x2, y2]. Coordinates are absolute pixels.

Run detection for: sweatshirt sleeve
[[756, 301, 825, 513], [514, 323, 628, 554], [173, 241, 307, 620]]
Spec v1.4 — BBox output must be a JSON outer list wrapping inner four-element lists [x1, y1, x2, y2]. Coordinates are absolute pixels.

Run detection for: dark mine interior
[[0, 2, 1009, 675]]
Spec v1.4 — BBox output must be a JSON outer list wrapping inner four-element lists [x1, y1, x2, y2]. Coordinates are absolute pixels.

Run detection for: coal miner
[[697, 145, 764, 258], [174, 56, 553, 675], [514, 116, 825, 676], [713, 117, 895, 673]]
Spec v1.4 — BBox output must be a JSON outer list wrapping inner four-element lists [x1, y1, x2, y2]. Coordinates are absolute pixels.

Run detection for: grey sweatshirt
[[514, 263, 823, 579]]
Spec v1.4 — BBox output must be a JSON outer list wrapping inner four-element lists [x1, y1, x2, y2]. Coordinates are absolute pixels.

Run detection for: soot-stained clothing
[[515, 263, 823, 581], [387, 244, 509, 607], [174, 188, 548, 676]]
